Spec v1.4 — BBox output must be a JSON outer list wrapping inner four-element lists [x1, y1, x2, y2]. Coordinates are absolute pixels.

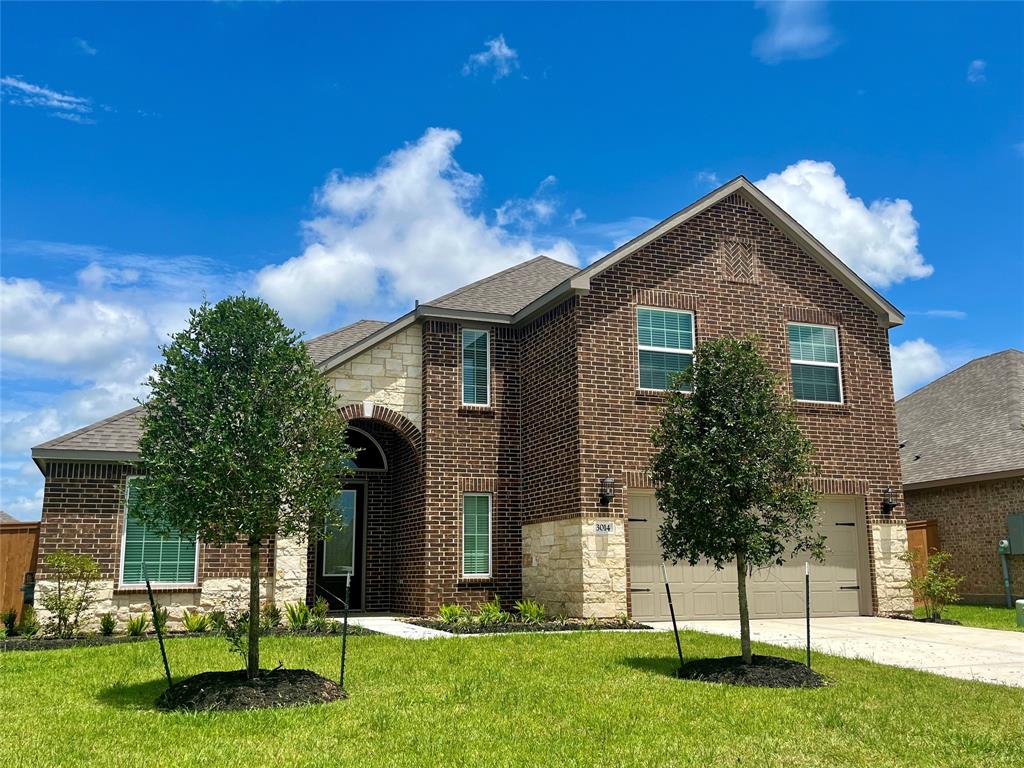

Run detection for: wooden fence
[[906, 519, 940, 607], [1, 521, 40, 621]]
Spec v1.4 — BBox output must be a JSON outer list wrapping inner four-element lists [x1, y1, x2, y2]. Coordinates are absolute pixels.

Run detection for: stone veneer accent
[[328, 325, 422, 429], [272, 534, 309, 605], [869, 521, 914, 615], [521, 517, 627, 618]]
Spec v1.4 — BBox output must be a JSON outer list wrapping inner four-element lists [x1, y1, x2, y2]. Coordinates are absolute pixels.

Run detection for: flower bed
[[407, 617, 651, 634]]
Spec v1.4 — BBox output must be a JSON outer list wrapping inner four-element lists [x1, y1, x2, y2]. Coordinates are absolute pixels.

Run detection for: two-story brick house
[[30, 177, 914, 628]]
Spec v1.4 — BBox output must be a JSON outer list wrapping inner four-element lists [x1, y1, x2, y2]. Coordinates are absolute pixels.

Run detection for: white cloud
[[77, 262, 141, 290], [1, 486, 45, 521], [695, 171, 721, 188], [755, 160, 932, 288], [966, 59, 987, 84], [1, 76, 95, 123], [74, 37, 97, 56], [908, 309, 967, 320], [495, 175, 559, 230], [753, 1, 836, 64], [463, 34, 520, 80], [255, 128, 577, 325], [890, 339, 949, 398]]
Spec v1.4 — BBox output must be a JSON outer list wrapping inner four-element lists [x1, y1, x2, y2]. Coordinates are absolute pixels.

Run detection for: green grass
[[914, 603, 1023, 632], [1, 631, 1021, 768]]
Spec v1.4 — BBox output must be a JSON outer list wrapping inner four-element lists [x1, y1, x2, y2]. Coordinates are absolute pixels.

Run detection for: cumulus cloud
[[890, 339, 949, 398], [966, 59, 986, 84], [463, 34, 520, 80], [255, 128, 577, 325], [753, 1, 836, 64], [755, 160, 932, 288], [495, 175, 559, 230], [695, 171, 721, 188], [74, 38, 97, 56], [1, 76, 95, 123]]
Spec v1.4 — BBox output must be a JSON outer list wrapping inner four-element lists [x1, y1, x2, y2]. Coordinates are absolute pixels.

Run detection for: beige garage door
[[628, 493, 865, 621]]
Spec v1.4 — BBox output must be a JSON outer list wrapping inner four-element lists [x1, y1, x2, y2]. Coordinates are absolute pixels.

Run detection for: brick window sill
[[458, 405, 495, 416], [456, 579, 496, 589], [794, 400, 852, 415], [114, 586, 202, 596]]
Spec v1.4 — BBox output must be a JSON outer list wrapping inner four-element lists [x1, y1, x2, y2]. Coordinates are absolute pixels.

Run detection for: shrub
[[438, 603, 470, 625], [17, 606, 40, 638], [152, 607, 169, 634], [40, 550, 100, 638], [2, 608, 17, 635], [126, 614, 150, 637], [902, 549, 964, 620], [208, 610, 228, 634], [477, 595, 511, 626], [182, 610, 211, 633], [222, 612, 250, 667], [99, 613, 117, 636], [309, 615, 331, 633], [515, 599, 546, 625], [261, 602, 282, 630], [312, 596, 330, 618], [285, 602, 310, 631]]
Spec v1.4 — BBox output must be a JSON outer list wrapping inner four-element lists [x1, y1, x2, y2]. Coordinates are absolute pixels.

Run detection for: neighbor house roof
[[897, 349, 1024, 489]]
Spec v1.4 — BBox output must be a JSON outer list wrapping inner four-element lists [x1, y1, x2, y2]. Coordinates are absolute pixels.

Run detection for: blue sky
[[2, 2, 1022, 519]]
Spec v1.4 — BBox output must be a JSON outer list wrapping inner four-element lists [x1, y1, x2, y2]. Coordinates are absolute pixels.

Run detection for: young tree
[[651, 337, 823, 664], [133, 296, 354, 678]]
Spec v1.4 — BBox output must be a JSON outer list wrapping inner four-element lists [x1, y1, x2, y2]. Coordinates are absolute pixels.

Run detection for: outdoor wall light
[[599, 477, 616, 506], [881, 486, 898, 517]]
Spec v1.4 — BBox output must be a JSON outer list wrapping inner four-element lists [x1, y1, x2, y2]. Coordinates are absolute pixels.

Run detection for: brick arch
[[338, 403, 422, 452]]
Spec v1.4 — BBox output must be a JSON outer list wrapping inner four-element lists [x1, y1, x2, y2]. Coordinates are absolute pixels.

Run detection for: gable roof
[[32, 406, 144, 466], [896, 349, 1024, 488], [422, 256, 579, 316], [305, 319, 389, 365]]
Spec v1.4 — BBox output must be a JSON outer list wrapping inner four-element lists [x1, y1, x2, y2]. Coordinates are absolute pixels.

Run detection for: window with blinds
[[637, 307, 695, 391], [462, 493, 491, 578], [462, 329, 490, 405], [121, 479, 197, 585], [788, 323, 843, 403]]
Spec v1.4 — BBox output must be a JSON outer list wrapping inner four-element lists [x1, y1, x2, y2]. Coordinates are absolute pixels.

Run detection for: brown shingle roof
[[33, 406, 144, 456], [422, 256, 579, 315], [304, 319, 389, 364], [896, 349, 1024, 486]]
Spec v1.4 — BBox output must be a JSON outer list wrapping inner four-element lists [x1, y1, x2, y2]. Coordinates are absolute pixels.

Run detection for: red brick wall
[[905, 475, 1024, 603], [574, 192, 905, 613]]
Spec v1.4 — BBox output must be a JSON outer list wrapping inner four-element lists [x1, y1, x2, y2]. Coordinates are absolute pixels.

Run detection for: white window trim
[[636, 306, 696, 392], [461, 492, 492, 579], [119, 476, 199, 589], [461, 328, 491, 407], [322, 488, 359, 577], [787, 321, 845, 404]]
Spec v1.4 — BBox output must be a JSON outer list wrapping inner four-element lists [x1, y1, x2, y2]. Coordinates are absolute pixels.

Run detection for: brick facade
[[905, 475, 1024, 604]]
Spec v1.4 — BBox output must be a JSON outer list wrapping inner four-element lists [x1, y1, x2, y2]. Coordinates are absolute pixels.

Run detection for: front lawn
[[1, 631, 1021, 768], [915, 603, 1023, 632]]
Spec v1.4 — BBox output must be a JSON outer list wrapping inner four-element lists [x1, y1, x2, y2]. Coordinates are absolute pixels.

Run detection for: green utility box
[[1008, 514, 1024, 553]]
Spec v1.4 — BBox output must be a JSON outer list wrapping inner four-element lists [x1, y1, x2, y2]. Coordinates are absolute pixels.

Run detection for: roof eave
[[903, 467, 1024, 491], [31, 447, 140, 474]]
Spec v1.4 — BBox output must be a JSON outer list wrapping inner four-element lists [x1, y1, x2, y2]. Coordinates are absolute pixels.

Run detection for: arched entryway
[[309, 408, 424, 612]]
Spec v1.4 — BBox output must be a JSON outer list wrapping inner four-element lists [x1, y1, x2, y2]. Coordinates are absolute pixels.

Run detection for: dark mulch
[[408, 618, 651, 634], [675, 655, 828, 688], [2, 624, 375, 653], [893, 615, 962, 627], [156, 668, 346, 711]]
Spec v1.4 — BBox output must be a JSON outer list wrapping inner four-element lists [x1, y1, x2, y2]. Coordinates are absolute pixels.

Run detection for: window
[[637, 307, 695, 391], [120, 479, 197, 585], [462, 329, 490, 405], [788, 323, 843, 403], [462, 494, 491, 578], [323, 489, 357, 576]]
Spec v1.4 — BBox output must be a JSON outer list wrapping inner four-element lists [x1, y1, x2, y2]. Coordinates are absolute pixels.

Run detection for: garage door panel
[[628, 494, 865, 621]]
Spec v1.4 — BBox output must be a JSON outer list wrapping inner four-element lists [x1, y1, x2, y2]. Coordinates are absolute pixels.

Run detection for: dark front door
[[315, 485, 364, 610]]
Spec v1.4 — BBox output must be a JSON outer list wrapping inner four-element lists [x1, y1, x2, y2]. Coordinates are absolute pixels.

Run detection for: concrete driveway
[[647, 616, 1024, 687]]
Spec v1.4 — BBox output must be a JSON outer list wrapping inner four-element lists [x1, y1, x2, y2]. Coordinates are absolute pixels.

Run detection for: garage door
[[628, 493, 864, 621]]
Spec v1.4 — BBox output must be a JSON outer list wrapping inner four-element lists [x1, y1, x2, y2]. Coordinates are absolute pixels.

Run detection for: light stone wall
[[328, 325, 422, 429], [272, 534, 309, 605], [521, 518, 627, 618], [870, 521, 914, 615]]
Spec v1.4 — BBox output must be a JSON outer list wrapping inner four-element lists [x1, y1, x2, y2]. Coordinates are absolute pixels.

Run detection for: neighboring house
[[31, 177, 914, 628], [897, 349, 1024, 604]]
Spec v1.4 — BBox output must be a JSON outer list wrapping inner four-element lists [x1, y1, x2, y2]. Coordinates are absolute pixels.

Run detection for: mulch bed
[[893, 615, 962, 627], [675, 655, 827, 688], [1, 624, 375, 653], [156, 668, 346, 711], [408, 618, 651, 634]]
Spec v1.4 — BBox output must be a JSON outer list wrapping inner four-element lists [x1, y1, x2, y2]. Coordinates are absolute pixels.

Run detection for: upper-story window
[[121, 478, 198, 586], [462, 329, 490, 406], [637, 307, 694, 391], [787, 323, 843, 403]]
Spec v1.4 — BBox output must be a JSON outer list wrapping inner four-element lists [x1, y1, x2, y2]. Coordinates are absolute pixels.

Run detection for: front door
[[315, 485, 364, 610]]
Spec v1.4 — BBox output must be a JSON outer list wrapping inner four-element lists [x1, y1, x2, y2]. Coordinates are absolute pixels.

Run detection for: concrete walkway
[[346, 616, 453, 639], [647, 616, 1024, 687]]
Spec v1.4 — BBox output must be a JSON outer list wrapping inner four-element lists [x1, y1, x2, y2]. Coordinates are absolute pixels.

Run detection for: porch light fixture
[[599, 477, 616, 506], [881, 486, 898, 517]]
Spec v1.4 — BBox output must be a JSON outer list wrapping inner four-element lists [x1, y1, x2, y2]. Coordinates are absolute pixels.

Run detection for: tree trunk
[[247, 539, 261, 679], [736, 551, 752, 665]]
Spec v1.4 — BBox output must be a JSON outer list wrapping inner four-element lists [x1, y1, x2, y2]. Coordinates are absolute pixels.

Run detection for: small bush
[[438, 603, 470, 625], [222, 612, 250, 668], [99, 613, 116, 636], [285, 602, 310, 631], [477, 595, 511, 626], [2, 608, 17, 635], [901, 549, 964, 620], [208, 610, 228, 634], [40, 550, 100, 638], [126, 614, 150, 637], [312, 596, 330, 618], [515, 599, 546, 625], [309, 615, 332, 633], [17, 606, 40, 638], [261, 602, 282, 630], [182, 610, 211, 633], [152, 607, 169, 634]]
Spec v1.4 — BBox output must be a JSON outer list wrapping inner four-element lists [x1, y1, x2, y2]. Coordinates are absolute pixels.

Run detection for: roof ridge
[[897, 348, 1024, 403], [422, 255, 579, 307], [34, 405, 144, 450]]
